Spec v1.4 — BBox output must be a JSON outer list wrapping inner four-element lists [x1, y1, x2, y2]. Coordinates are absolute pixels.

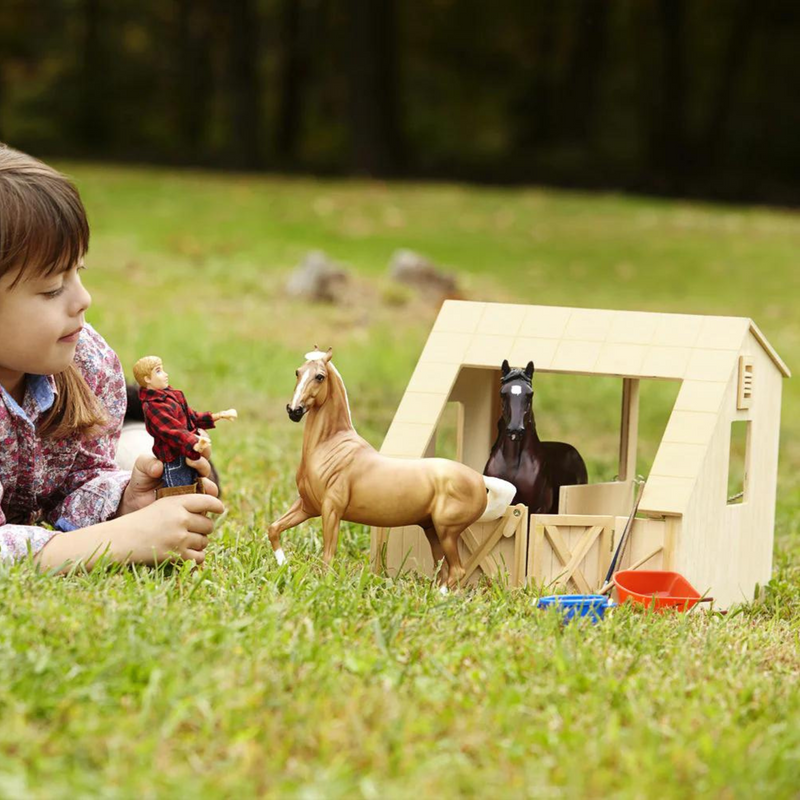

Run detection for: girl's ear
[[525, 361, 535, 379], [501, 359, 510, 377]]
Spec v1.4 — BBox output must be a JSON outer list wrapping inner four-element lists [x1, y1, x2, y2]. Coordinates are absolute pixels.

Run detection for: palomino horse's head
[[286, 347, 334, 422], [500, 359, 535, 440]]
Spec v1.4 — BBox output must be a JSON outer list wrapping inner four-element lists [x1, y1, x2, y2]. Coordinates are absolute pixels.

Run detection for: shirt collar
[[0, 374, 56, 425], [140, 385, 177, 400], [29, 374, 57, 412]]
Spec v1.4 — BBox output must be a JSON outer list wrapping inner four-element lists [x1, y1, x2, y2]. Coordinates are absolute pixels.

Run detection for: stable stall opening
[[429, 367, 681, 519]]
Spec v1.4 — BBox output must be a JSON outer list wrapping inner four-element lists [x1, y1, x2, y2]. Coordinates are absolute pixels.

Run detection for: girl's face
[[0, 262, 92, 395]]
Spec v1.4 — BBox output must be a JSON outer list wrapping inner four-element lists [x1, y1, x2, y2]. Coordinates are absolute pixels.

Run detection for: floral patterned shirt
[[0, 324, 131, 562]]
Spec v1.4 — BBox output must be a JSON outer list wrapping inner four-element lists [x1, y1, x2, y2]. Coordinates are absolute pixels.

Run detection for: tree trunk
[[175, 0, 212, 161], [228, 0, 262, 169], [702, 0, 758, 168], [80, 0, 106, 149], [344, 0, 402, 175], [276, 0, 305, 163], [560, 0, 610, 144], [656, 0, 687, 177], [512, 0, 558, 151]]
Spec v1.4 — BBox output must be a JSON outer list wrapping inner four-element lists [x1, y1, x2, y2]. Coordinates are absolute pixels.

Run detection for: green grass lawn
[[1, 163, 798, 798]]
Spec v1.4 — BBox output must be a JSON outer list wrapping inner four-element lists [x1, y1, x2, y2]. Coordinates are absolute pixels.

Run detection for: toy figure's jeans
[[162, 456, 197, 488]]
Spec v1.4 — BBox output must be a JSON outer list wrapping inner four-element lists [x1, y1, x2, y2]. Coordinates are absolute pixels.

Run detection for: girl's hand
[[115, 493, 225, 565], [117, 454, 219, 516], [36, 493, 225, 570]]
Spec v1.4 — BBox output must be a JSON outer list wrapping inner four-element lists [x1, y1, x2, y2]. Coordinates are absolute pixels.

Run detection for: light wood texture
[[371, 301, 786, 610], [528, 515, 615, 593], [370, 526, 389, 574], [749, 321, 790, 377], [377, 505, 528, 587], [614, 516, 668, 572], [671, 331, 782, 608], [458, 504, 528, 587], [737, 356, 754, 410], [448, 367, 497, 472], [559, 481, 634, 517], [619, 378, 640, 481]]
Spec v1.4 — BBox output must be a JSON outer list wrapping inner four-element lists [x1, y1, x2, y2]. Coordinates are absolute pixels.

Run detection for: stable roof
[[381, 301, 789, 516]]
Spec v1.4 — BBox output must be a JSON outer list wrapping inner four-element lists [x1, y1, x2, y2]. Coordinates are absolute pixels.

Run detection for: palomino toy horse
[[267, 348, 516, 588], [484, 360, 587, 514]]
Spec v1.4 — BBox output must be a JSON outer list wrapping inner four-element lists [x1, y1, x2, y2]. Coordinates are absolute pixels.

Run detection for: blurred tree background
[[2, 0, 799, 202]]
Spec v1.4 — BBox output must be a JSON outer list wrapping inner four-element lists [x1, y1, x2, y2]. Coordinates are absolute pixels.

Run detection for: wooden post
[[619, 378, 640, 481], [450, 368, 496, 471], [454, 401, 465, 463], [370, 527, 388, 574], [662, 515, 678, 571]]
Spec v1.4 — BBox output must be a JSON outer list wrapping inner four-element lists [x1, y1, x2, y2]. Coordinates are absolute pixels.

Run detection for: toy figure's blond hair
[[0, 144, 106, 439], [133, 356, 162, 387]]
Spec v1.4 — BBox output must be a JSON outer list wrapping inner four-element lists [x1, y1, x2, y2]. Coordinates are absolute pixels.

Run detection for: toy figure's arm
[[186, 406, 237, 429], [186, 406, 216, 431], [145, 400, 207, 460]]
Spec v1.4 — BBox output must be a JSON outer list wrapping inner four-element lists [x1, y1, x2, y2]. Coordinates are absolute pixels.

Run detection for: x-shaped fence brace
[[532, 518, 614, 593], [459, 505, 526, 585]]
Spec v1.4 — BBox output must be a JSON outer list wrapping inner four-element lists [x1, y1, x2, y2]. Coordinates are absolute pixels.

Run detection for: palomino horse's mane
[[303, 350, 355, 431], [269, 347, 518, 587]]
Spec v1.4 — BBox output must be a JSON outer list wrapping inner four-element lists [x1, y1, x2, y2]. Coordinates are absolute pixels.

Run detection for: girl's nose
[[71, 278, 92, 315]]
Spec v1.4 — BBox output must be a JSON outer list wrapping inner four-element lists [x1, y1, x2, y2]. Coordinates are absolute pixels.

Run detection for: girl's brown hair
[[0, 144, 107, 439]]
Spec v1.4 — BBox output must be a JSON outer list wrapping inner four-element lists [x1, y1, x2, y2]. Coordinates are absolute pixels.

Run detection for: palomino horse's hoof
[[274, 547, 287, 565]]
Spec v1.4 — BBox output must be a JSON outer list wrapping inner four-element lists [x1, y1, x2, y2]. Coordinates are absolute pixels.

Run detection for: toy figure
[[483, 359, 587, 513], [132, 356, 237, 498], [116, 384, 223, 490], [267, 348, 516, 589]]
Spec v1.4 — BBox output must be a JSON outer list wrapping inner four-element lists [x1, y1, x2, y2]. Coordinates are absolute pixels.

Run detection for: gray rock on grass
[[388, 249, 458, 298], [285, 251, 349, 303]]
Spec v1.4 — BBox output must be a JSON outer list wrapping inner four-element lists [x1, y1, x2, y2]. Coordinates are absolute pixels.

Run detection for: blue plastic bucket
[[537, 594, 614, 623]]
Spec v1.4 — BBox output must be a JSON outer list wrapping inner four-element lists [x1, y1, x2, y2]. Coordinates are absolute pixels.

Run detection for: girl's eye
[[42, 286, 64, 299]]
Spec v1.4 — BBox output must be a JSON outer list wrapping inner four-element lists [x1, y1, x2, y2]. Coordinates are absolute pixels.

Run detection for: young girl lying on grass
[[0, 144, 223, 570]]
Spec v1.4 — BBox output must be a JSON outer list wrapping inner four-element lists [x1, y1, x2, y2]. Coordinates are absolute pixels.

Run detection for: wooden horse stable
[[370, 301, 789, 608]]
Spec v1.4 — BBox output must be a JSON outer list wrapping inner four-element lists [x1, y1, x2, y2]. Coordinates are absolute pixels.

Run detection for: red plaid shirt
[[139, 387, 215, 462]]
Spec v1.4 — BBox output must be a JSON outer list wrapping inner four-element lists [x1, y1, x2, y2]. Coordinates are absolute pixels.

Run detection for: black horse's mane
[[500, 369, 532, 386], [125, 384, 145, 420]]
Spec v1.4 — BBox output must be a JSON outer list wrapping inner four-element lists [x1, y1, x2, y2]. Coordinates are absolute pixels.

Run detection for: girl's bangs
[[1, 175, 89, 284]]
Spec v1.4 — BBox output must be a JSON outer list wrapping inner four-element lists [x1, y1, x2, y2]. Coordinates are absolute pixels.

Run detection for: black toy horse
[[483, 360, 587, 514]]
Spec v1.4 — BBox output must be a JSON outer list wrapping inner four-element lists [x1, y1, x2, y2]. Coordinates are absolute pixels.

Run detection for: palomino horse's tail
[[478, 476, 517, 522]]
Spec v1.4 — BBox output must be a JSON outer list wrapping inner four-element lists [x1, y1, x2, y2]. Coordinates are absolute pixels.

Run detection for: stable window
[[727, 420, 751, 504]]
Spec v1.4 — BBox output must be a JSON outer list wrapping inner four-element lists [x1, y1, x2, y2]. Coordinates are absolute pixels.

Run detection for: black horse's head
[[500, 359, 535, 440]]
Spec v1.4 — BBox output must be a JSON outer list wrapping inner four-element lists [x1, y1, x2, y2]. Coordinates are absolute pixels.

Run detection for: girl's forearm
[[34, 517, 142, 572], [35, 493, 222, 573]]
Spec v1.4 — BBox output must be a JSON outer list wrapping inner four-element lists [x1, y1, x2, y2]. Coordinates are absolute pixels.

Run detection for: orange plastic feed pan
[[613, 570, 703, 612]]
